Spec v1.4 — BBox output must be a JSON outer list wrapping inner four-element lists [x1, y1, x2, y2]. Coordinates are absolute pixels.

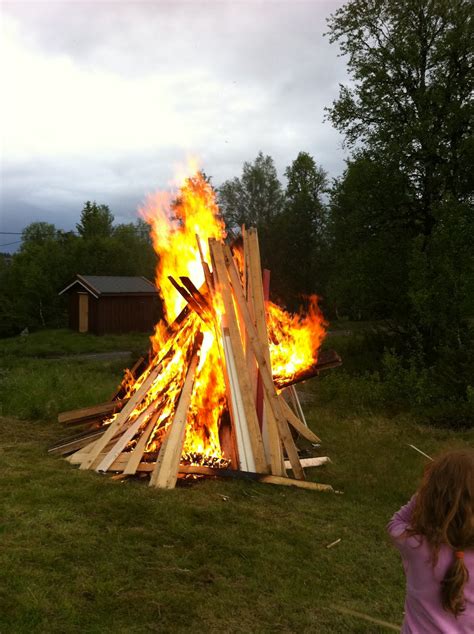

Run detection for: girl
[[388, 449, 474, 633]]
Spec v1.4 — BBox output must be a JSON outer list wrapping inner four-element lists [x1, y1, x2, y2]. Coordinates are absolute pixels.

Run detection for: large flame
[[140, 169, 227, 464], [119, 166, 327, 467]]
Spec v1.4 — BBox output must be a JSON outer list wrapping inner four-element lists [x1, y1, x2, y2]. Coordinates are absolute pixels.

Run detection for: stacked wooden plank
[[53, 229, 340, 493]]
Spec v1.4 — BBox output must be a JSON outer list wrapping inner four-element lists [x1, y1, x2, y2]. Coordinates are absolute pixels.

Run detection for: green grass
[[1, 328, 473, 632], [1, 407, 473, 631], [0, 328, 150, 358], [0, 329, 150, 420]]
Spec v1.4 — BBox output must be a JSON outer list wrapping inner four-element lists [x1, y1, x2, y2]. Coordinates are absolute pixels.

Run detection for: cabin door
[[78, 293, 89, 333]]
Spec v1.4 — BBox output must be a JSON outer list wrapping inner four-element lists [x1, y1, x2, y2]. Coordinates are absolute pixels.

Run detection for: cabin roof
[[59, 275, 158, 298]]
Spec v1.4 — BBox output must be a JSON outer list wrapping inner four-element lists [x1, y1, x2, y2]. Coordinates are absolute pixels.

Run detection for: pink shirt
[[387, 496, 474, 633]]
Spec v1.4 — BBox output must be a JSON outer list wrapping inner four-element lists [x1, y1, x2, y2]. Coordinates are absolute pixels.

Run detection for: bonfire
[[51, 170, 341, 491]]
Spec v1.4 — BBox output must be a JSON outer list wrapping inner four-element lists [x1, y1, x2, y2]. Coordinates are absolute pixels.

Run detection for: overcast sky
[[0, 0, 348, 249]]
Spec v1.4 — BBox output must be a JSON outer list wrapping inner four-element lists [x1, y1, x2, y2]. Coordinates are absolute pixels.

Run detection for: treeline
[[0, 204, 156, 335], [1, 0, 472, 423]]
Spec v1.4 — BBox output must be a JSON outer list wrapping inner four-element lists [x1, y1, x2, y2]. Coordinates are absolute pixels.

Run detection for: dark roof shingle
[[59, 275, 158, 296]]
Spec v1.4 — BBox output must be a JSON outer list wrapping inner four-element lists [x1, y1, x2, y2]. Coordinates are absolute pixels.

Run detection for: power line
[[0, 231, 23, 235], [0, 240, 22, 247]]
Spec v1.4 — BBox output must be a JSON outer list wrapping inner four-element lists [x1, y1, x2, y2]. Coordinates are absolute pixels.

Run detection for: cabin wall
[[93, 295, 161, 335]]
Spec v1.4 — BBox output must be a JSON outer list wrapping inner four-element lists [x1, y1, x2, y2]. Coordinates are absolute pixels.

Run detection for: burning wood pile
[[51, 172, 341, 491]]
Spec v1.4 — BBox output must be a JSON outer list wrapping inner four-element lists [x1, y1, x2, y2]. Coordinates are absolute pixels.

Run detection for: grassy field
[[1, 330, 473, 633]]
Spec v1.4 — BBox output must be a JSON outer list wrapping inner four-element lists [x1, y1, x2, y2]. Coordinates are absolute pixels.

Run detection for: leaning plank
[[48, 429, 105, 456], [58, 399, 126, 425], [245, 230, 285, 476], [223, 246, 305, 480], [149, 335, 202, 489], [279, 397, 321, 444], [79, 362, 163, 470], [210, 239, 268, 474], [96, 402, 157, 473], [122, 410, 161, 475], [288, 385, 308, 427], [242, 227, 258, 399], [222, 326, 255, 472]]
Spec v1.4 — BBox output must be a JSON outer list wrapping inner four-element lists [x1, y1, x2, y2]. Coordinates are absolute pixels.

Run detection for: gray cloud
[[1, 0, 348, 247]]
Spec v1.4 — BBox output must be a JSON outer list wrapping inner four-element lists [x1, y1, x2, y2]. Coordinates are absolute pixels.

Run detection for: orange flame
[[266, 296, 327, 387], [140, 169, 227, 463]]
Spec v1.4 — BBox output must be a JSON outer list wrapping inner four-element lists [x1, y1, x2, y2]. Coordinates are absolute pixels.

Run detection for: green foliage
[[218, 151, 284, 230], [0, 209, 156, 336], [219, 151, 330, 309], [76, 201, 114, 238], [324, 0, 474, 410], [326, 0, 472, 209], [326, 0, 474, 340], [328, 156, 412, 319], [271, 153, 329, 306]]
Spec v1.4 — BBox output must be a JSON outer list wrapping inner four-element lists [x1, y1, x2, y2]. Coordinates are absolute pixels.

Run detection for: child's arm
[[387, 494, 417, 539]]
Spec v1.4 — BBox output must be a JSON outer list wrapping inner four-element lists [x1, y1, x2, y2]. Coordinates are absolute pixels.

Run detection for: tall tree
[[272, 153, 328, 305], [328, 156, 412, 320], [326, 0, 473, 354], [218, 152, 284, 230], [326, 0, 473, 244], [76, 201, 114, 239]]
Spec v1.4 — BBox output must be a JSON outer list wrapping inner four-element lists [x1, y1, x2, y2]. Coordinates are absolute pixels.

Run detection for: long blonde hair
[[408, 449, 474, 617]]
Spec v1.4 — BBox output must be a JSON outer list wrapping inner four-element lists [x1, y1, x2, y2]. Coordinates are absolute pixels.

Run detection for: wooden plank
[[58, 399, 126, 425], [279, 397, 321, 443], [95, 402, 157, 473], [67, 436, 117, 464], [48, 429, 105, 455], [79, 361, 163, 470], [284, 456, 330, 469], [149, 335, 202, 489], [274, 349, 342, 389], [209, 239, 267, 474], [222, 326, 255, 472], [122, 410, 160, 475], [223, 245, 305, 480], [288, 385, 307, 427], [179, 277, 213, 317], [195, 242, 241, 471], [196, 233, 214, 293], [168, 276, 212, 328], [177, 465, 333, 491], [242, 227, 259, 409], [259, 475, 333, 492], [245, 230, 285, 476]]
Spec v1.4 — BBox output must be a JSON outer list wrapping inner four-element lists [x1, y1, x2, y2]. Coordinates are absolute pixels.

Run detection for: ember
[[53, 166, 341, 492]]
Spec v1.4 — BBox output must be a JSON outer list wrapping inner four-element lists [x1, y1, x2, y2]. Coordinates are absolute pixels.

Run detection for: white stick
[[284, 457, 330, 469], [407, 444, 433, 461], [326, 538, 341, 549]]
